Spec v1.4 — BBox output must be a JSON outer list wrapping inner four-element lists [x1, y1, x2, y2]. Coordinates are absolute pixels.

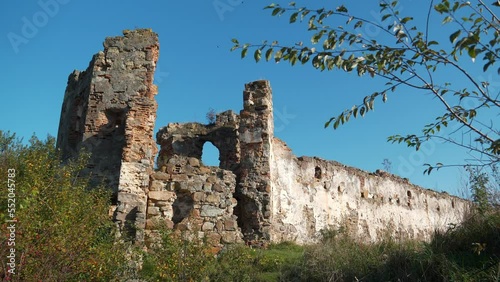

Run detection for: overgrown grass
[[280, 210, 500, 281], [139, 208, 499, 281], [141, 227, 304, 282], [140, 210, 499, 281]]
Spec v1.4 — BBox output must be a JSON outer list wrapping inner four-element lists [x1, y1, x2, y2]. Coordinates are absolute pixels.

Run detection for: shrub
[[0, 131, 129, 281]]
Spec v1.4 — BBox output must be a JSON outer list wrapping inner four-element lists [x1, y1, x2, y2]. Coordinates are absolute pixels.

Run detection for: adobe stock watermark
[[7, 0, 71, 54], [363, 1, 406, 39], [274, 106, 296, 133], [5, 168, 17, 277], [395, 77, 497, 178], [213, 0, 243, 21]]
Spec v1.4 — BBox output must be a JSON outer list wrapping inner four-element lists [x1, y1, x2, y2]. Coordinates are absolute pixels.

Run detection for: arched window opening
[[201, 141, 220, 167]]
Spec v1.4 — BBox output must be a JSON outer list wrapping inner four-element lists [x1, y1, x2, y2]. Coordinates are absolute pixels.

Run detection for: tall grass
[[279, 209, 499, 282]]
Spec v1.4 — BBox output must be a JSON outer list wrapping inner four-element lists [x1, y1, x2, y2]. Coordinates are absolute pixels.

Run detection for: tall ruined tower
[[236, 80, 274, 240], [56, 29, 159, 241]]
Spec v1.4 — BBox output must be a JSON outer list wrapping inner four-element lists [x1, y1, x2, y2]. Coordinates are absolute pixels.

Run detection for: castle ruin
[[56, 29, 469, 248]]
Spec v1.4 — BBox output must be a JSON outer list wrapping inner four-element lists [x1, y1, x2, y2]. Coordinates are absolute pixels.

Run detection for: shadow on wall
[[81, 108, 127, 203], [172, 190, 194, 224]]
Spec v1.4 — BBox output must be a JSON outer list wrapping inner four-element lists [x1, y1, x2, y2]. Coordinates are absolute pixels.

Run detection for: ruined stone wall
[[57, 29, 470, 247], [269, 138, 469, 244], [152, 116, 243, 249], [56, 29, 159, 241]]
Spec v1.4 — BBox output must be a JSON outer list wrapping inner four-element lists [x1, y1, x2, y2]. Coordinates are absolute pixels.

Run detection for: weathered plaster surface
[[270, 138, 468, 243]]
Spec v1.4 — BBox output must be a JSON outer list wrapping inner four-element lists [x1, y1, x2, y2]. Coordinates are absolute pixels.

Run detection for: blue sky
[[2, 0, 496, 197]]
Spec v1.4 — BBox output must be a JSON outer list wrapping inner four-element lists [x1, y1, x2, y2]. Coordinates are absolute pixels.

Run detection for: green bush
[[0, 131, 129, 281]]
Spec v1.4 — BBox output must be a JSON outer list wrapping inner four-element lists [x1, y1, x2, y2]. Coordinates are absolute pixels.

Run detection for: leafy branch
[[231, 0, 499, 171]]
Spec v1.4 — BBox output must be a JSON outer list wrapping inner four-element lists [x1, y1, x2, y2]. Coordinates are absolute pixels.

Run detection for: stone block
[[221, 232, 237, 243], [189, 157, 200, 167], [207, 176, 218, 183], [224, 219, 238, 231], [216, 220, 224, 231], [202, 222, 215, 231], [193, 192, 206, 202], [200, 205, 224, 217], [155, 200, 169, 207], [117, 192, 147, 205], [207, 233, 222, 245], [147, 207, 160, 216], [152, 171, 170, 181], [149, 191, 176, 201], [199, 167, 211, 174], [206, 194, 219, 203], [171, 174, 188, 182], [212, 183, 224, 192], [190, 209, 201, 218], [150, 180, 165, 191]]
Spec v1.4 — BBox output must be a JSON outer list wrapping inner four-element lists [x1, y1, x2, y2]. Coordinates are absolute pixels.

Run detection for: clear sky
[[2, 0, 495, 197]]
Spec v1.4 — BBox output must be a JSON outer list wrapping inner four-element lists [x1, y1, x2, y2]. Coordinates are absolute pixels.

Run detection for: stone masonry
[[57, 29, 159, 241], [57, 29, 470, 247]]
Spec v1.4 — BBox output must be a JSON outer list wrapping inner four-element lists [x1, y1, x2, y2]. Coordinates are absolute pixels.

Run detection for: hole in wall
[[407, 190, 412, 198], [233, 193, 261, 241], [451, 200, 455, 208], [172, 191, 194, 224], [314, 166, 322, 179], [201, 141, 220, 167]]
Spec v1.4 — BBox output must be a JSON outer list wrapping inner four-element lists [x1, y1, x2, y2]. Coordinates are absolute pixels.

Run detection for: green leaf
[[468, 47, 476, 61], [400, 17, 413, 24], [442, 16, 453, 24], [449, 30, 461, 44], [290, 12, 299, 23], [254, 49, 262, 62], [272, 8, 281, 16], [265, 48, 273, 61], [275, 49, 283, 62], [241, 48, 248, 59], [231, 38, 239, 44], [333, 118, 340, 129], [324, 117, 335, 128], [336, 5, 348, 13]]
